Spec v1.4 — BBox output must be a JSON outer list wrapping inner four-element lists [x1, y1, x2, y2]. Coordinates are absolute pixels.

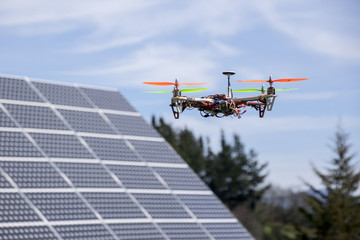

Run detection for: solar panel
[[0, 74, 254, 240]]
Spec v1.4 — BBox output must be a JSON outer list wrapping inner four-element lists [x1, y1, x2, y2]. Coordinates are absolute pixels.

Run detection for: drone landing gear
[[170, 101, 186, 119], [171, 106, 180, 119], [259, 104, 266, 118]]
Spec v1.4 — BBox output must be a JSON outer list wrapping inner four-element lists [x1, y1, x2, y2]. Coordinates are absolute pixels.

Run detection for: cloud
[[71, 36, 146, 54], [256, 0, 360, 61], [65, 43, 218, 87], [3, 0, 358, 62]]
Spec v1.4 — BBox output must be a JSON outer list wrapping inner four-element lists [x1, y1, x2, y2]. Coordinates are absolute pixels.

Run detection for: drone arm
[[187, 97, 214, 103]]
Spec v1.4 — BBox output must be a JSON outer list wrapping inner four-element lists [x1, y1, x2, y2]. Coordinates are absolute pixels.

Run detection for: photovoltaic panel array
[[0, 74, 254, 240]]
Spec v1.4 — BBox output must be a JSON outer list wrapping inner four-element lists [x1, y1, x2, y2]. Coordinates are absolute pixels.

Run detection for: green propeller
[[145, 88, 207, 93], [276, 88, 298, 91], [233, 88, 298, 92], [233, 89, 263, 92]]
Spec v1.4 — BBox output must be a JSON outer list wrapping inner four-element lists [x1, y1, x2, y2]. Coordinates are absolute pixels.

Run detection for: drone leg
[[259, 104, 266, 118], [170, 105, 180, 119], [266, 96, 276, 111]]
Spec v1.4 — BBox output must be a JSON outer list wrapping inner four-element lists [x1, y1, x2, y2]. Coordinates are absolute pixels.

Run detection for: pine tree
[[299, 128, 360, 240], [204, 131, 269, 210]]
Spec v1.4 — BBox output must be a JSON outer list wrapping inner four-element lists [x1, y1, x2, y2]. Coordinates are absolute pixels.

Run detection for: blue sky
[[1, 0, 359, 190]]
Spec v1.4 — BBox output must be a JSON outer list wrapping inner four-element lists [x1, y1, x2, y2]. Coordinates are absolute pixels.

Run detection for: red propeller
[[235, 78, 308, 83]]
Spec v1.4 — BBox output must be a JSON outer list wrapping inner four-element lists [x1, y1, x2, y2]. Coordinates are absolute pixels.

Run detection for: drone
[[143, 72, 307, 119]]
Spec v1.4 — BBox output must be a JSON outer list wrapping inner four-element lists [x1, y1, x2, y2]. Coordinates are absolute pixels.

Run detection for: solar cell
[[32, 81, 93, 108], [154, 167, 209, 190], [0, 226, 57, 240], [158, 223, 210, 240], [0, 108, 17, 128], [202, 222, 254, 240], [30, 133, 94, 159], [26, 192, 97, 221], [0, 174, 12, 188], [177, 194, 234, 219], [0, 161, 69, 188], [55, 162, 118, 188], [133, 193, 191, 219], [81, 192, 146, 219], [58, 109, 115, 134], [106, 113, 160, 137], [0, 77, 44, 102], [83, 137, 138, 161], [4, 104, 69, 130], [54, 224, 114, 240], [108, 164, 166, 189], [0, 131, 43, 157], [130, 140, 184, 164], [109, 223, 166, 240], [0, 192, 42, 222], [80, 87, 136, 112]]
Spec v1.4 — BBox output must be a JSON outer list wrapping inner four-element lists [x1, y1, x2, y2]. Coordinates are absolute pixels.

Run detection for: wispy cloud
[[71, 36, 146, 54], [256, 0, 360, 61], [2, 0, 358, 61], [65, 43, 218, 87]]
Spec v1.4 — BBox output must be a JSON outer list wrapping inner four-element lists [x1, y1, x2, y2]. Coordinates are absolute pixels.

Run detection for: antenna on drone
[[223, 71, 235, 98]]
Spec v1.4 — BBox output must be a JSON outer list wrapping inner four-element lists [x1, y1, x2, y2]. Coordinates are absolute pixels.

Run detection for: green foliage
[[204, 131, 270, 210], [299, 128, 360, 240], [257, 186, 310, 240]]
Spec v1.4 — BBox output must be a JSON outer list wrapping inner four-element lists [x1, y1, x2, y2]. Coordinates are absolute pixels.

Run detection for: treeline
[[152, 116, 360, 240]]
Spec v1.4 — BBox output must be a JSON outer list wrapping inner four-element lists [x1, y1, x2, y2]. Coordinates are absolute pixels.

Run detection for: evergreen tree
[[204, 131, 269, 210], [299, 128, 360, 240]]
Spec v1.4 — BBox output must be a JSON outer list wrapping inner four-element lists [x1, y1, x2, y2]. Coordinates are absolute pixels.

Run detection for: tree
[[204, 131, 270, 210], [257, 186, 309, 240], [299, 128, 360, 240]]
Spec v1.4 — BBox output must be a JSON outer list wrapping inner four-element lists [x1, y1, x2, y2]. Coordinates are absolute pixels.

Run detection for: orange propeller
[[235, 78, 307, 83]]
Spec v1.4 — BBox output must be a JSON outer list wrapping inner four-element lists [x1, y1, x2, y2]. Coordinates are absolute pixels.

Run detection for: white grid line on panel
[[1, 187, 212, 195], [0, 157, 187, 168], [55, 104, 141, 116], [0, 99, 50, 107], [0, 217, 238, 228], [0, 157, 48, 162], [0, 99, 141, 116], [0, 126, 163, 141], [29, 77, 118, 91]]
